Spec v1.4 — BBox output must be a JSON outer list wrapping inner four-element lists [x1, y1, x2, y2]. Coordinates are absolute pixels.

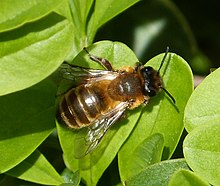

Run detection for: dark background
[[95, 0, 220, 75]]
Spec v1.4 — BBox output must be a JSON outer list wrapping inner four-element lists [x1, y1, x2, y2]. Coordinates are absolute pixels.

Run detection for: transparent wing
[[59, 62, 118, 82], [74, 102, 129, 159], [57, 63, 118, 95]]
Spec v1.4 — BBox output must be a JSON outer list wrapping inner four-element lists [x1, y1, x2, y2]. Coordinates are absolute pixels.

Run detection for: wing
[[57, 62, 118, 95], [59, 62, 119, 82], [74, 102, 129, 159]]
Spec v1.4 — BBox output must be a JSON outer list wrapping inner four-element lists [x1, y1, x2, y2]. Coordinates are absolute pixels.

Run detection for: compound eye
[[141, 66, 158, 97], [144, 84, 156, 97], [140, 66, 153, 76], [148, 85, 156, 97], [145, 66, 153, 71], [144, 67, 153, 74]]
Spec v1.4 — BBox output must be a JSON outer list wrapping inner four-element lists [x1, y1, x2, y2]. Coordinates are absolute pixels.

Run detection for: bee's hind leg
[[83, 47, 113, 71]]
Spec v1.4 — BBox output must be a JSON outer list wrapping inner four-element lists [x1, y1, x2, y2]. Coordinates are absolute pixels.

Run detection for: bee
[[58, 47, 175, 158]]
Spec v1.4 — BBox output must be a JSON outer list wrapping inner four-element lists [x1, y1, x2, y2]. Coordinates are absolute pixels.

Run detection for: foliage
[[183, 68, 220, 186], [0, 0, 218, 186]]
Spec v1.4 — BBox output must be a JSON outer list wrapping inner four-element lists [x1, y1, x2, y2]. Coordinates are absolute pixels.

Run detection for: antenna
[[161, 87, 176, 104], [157, 46, 170, 74], [158, 47, 176, 104]]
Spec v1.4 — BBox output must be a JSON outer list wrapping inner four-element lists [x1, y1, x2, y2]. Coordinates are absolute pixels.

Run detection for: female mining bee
[[58, 47, 175, 158]]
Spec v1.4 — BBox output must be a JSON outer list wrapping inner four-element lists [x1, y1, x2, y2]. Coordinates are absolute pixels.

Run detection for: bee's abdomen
[[59, 84, 109, 129]]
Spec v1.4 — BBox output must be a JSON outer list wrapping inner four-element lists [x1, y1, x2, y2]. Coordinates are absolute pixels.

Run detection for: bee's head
[[138, 47, 175, 104], [140, 66, 162, 97]]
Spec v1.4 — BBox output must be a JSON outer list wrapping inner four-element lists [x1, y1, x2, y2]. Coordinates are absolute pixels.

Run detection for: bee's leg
[[83, 47, 113, 71], [134, 62, 143, 72]]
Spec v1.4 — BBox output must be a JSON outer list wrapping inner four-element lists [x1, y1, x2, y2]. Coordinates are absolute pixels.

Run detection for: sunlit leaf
[[87, 0, 141, 41], [125, 159, 189, 186], [0, 13, 74, 96], [0, 0, 64, 32], [6, 150, 63, 185], [168, 169, 209, 186], [184, 67, 220, 132], [183, 120, 220, 186], [0, 79, 56, 173], [124, 133, 164, 180]]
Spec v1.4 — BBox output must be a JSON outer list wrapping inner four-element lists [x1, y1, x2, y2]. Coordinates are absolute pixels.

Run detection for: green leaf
[[87, 0, 141, 42], [183, 68, 220, 185], [0, 13, 74, 96], [61, 169, 80, 186], [168, 169, 210, 186], [61, 0, 141, 60], [0, 79, 56, 173], [121, 133, 164, 181], [184, 67, 220, 132], [119, 52, 193, 181], [125, 159, 189, 186], [0, 0, 64, 33], [57, 41, 140, 186], [183, 120, 220, 186], [6, 150, 64, 185], [69, 0, 93, 32], [71, 40, 138, 69], [65, 0, 94, 57]]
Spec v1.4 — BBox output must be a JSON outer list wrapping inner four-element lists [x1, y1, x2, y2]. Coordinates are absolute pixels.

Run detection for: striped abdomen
[[59, 81, 117, 128]]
